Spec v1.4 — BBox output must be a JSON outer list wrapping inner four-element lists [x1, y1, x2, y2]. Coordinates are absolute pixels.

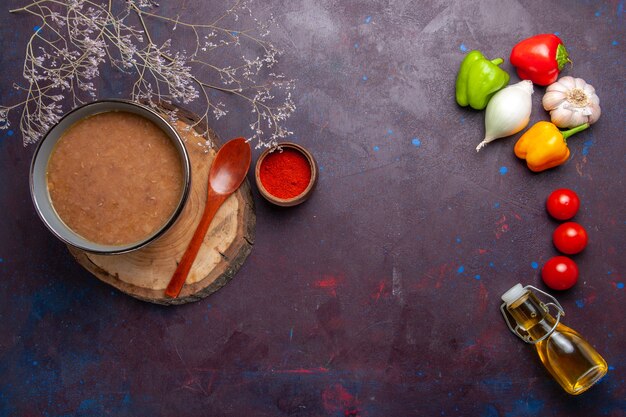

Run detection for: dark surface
[[1, 1, 624, 416]]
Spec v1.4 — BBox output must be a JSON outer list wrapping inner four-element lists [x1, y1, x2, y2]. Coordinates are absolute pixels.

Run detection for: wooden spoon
[[165, 137, 251, 298]]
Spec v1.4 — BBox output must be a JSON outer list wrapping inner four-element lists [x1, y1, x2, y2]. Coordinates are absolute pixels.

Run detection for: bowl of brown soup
[[30, 99, 191, 254]]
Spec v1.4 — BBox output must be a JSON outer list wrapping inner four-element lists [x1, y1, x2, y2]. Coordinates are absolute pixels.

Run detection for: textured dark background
[[1, 1, 624, 416]]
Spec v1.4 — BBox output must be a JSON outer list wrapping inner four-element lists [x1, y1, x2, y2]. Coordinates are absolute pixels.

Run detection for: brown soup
[[47, 111, 184, 246]]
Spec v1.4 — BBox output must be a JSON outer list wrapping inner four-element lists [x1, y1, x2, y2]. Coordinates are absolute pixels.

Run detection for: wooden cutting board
[[69, 106, 255, 305]]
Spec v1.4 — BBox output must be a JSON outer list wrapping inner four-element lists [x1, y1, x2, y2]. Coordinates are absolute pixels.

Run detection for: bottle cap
[[501, 283, 526, 306], [500, 284, 566, 344]]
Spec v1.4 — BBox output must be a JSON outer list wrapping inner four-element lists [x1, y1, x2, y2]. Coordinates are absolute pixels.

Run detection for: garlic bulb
[[542, 76, 601, 128]]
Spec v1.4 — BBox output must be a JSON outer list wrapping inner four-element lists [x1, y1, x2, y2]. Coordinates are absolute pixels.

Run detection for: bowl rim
[[30, 99, 191, 254], [255, 142, 317, 207]]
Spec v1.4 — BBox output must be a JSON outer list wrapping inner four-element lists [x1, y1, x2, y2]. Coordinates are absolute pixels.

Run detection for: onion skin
[[476, 80, 533, 152]]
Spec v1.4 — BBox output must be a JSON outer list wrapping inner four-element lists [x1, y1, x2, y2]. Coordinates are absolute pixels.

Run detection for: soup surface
[[47, 111, 184, 246]]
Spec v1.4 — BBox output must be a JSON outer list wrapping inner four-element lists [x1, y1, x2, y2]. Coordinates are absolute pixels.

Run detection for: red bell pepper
[[510, 34, 570, 86]]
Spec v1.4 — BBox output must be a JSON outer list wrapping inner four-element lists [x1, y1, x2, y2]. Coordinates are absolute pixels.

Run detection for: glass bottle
[[501, 283, 608, 395]]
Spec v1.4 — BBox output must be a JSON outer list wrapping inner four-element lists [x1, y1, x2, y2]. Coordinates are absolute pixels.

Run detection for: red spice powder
[[259, 148, 311, 199]]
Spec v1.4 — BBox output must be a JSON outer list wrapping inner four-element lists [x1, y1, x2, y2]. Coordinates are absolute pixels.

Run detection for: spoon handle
[[165, 189, 227, 298]]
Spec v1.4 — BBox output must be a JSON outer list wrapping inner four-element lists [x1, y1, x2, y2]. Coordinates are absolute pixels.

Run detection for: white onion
[[476, 80, 533, 152]]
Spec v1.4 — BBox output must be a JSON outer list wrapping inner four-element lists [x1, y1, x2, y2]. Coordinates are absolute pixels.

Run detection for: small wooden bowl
[[255, 142, 318, 207]]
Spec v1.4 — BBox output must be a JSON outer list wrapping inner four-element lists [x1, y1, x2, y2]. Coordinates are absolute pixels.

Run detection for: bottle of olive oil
[[501, 284, 608, 395]]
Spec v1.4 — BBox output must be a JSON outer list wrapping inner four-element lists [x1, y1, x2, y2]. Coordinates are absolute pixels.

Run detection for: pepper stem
[[556, 43, 571, 71], [490, 58, 504, 66], [561, 123, 589, 141]]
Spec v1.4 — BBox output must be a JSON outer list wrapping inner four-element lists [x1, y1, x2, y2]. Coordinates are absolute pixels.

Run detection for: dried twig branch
[[1, 0, 295, 149]]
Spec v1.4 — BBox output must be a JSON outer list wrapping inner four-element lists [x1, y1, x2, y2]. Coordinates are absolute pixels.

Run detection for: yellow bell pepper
[[514, 121, 589, 172]]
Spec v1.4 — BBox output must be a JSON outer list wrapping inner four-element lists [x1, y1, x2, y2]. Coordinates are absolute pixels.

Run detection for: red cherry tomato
[[553, 222, 588, 255], [546, 188, 580, 220], [542, 256, 579, 290]]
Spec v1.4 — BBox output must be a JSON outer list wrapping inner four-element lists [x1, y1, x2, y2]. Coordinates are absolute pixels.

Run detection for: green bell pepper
[[455, 50, 510, 110]]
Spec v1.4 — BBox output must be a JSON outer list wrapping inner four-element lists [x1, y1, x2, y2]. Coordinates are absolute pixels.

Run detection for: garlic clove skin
[[583, 83, 596, 96], [558, 76, 577, 90], [568, 109, 588, 127], [588, 103, 601, 124], [549, 107, 573, 128], [574, 77, 588, 90], [543, 90, 567, 110], [542, 76, 601, 129], [546, 81, 570, 94]]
